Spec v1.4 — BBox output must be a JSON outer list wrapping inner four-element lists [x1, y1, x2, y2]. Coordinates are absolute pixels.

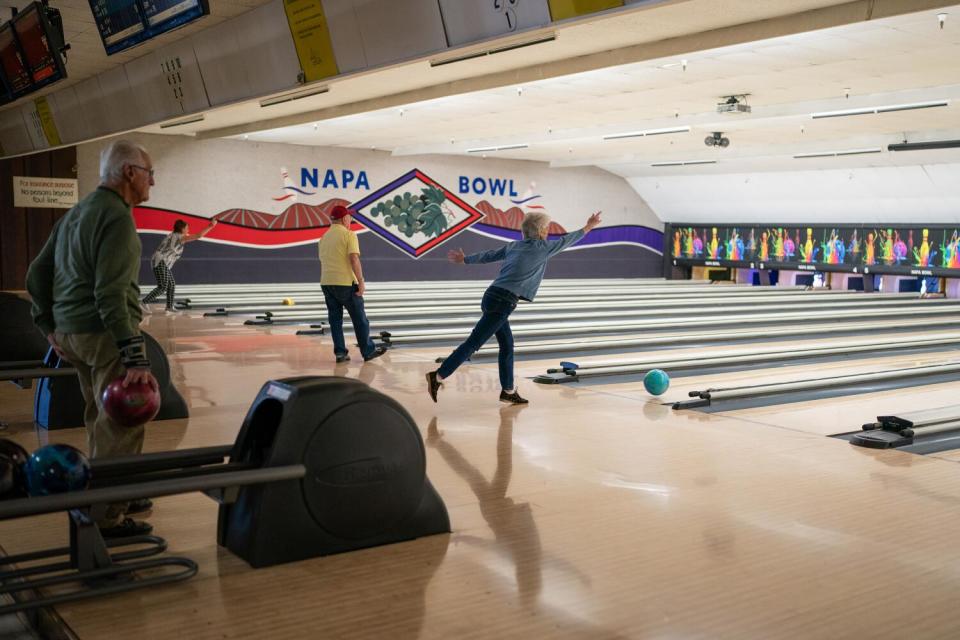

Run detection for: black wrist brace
[[117, 335, 151, 369]]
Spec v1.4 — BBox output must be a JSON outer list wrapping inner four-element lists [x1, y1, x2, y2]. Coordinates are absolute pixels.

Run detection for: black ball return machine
[[0, 376, 450, 614]]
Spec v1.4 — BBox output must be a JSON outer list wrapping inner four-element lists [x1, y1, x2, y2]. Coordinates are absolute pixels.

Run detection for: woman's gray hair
[[99, 140, 148, 182], [521, 212, 551, 240]]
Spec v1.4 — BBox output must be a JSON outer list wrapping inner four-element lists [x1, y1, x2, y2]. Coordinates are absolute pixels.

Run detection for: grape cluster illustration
[[368, 186, 449, 238]]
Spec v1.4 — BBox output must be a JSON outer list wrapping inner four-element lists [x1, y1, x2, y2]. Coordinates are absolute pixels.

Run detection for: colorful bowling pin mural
[[800, 228, 817, 263], [708, 227, 721, 259]]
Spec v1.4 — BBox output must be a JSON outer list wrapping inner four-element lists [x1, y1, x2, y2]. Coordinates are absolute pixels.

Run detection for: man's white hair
[[521, 212, 551, 240], [99, 140, 148, 182]]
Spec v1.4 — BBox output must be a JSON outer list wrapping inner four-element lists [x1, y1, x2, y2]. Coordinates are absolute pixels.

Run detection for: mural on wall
[[134, 165, 663, 258], [351, 169, 484, 258], [89, 131, 666, 284], [671, 223, 960, 277]]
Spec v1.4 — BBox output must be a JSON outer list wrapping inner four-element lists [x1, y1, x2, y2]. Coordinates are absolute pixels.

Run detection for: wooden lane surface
[[2, 314, 960, 638]]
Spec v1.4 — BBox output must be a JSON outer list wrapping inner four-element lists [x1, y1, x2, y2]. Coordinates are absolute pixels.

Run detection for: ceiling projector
[[717, 95, 751, 114]]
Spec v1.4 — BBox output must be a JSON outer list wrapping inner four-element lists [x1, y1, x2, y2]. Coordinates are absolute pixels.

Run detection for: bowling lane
[[518, 348, 960, 437], [44, 316, 960, 639], [928, 449, 960, 463], [718, 379, 960, 438], [7, 314, 960, 638], [516, 329, 960, 372], [473, 316, 960, 360]]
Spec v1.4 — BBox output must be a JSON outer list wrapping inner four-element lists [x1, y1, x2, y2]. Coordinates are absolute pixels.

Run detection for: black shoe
[[126, 498, 153, 515], [500, 389, 529, 405], [363, 345, 387, 362], [99, 518, 153, 538], [335, 354, 351, 363], [426, 370, 442, 403]]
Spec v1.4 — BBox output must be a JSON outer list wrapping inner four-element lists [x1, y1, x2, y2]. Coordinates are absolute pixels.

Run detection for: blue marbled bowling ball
[[24, 444, 91, 496], [643, 369, 671, 396]]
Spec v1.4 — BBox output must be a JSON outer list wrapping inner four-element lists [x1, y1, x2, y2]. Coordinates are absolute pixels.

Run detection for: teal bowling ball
[[643, 369, 670, 396], [24, 444, 91, 496]]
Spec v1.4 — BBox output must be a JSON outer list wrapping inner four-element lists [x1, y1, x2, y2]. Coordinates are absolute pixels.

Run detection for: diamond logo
[[350, 169, 484, 258]]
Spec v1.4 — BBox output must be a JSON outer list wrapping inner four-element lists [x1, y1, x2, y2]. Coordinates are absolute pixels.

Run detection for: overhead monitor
[[89, 0, 148, 55], [12, 2, 66, 91], [88, 0, 209, 55], [0, 22, 32, 100], [140, 0, 208, 32]]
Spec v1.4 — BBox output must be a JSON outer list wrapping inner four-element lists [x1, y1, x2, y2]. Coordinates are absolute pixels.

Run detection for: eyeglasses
[[130, 165, 155, 179]]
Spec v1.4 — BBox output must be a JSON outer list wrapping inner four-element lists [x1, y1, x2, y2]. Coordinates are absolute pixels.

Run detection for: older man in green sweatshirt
[[26, 139, 159, 538]]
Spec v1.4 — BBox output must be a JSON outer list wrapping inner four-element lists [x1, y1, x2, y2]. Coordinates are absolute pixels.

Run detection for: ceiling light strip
[[466, 144, 529, 153], [430, 35, 556, 68], [603, 126, 690, 141], [259, 86, 329, 108], [811, 100, 948, 119], [794, 148, 882, 159], [160, 114, 205, 129], [888, 139, 960, 152], [650, 160, 717, 167]]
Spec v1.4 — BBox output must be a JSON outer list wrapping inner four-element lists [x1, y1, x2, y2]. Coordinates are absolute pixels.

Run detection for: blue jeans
[[322, 284, 377, 359], [438, 286, 518, 390]]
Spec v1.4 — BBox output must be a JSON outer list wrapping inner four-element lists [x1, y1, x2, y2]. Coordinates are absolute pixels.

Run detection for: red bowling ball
[[101, 377, 161, 427]]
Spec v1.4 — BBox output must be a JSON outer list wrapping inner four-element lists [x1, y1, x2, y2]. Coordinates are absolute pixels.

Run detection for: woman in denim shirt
[[427, 210, 602, 404]]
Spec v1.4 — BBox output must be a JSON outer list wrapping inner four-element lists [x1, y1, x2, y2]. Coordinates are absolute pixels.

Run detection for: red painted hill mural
[[136, 197, 567, 249], [214, 199, 349, 229], [475, 201, 566, 234], [212, 199, 564, 233]]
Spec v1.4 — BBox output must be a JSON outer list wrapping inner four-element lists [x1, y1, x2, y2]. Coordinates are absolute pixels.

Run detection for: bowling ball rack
[[0, 376, 449, 615], [0, 360, 76, 390], [0, 445, 305, 615]]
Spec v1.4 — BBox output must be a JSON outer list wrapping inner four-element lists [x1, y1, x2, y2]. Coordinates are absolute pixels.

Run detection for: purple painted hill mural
[[474, 201, 567, 234], [209, 199, 547, 232]]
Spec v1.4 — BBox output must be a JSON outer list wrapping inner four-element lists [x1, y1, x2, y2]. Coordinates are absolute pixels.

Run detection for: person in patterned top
[[142, 218, 217, 313]]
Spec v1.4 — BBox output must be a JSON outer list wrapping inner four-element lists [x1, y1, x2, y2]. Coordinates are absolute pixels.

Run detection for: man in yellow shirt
[[319, 205, 387, 363]]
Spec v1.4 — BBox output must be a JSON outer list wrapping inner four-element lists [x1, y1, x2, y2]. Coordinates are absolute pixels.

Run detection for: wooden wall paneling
[[125, 51, 177, 126], [73, 77, 109, 139], [50, 146, 77, 225], [49, 87, 93, 144], [321, 0, 369, 73], [192, 18, 254, 106], [0, 107, 35, 157], [1, 156, 29, 290], [98, 67, 142, 132], [154, 38, 212, 117], [24, 152, 55, 264], [438, 0, 552, 47], [233, 0, 302, 98], [0, 157, 8, 290], [342, 0, 448, 68]]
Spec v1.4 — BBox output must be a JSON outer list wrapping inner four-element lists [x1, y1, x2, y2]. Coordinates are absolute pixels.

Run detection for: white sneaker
[[164, 309, 178, 316], [140, 302, 151, 314]]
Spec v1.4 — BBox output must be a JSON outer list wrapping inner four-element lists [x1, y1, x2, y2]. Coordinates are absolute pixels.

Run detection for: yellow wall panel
[[548, 0, 623, 21], [284, 0, 339, 82], [34, 97, 62, 147]]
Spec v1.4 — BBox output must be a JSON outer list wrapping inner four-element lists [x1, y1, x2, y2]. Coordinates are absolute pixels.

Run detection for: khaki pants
[[55, 331, 146, 527]]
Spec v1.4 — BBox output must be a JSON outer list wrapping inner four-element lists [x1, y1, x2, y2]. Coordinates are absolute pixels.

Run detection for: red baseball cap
[[330, 205, 355, 220]]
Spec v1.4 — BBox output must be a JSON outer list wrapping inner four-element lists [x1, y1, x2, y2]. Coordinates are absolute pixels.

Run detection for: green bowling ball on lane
[[643, 369, 670, 396]]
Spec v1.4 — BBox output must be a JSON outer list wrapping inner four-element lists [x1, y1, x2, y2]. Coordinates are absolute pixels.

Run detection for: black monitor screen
[[12, 4, 64, 89], [88, 0, 207, 55], [89, 0, 147, 54], [140, 0, 206, 30], [0, 22, 31, 97]]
